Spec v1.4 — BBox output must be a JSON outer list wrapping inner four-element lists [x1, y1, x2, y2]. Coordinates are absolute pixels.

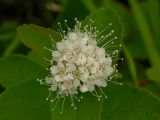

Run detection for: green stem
[[148, 0, 160, 52], [3, 37, 20, 56], [129, 0, 160, 68], [122, 45, 138, 86]]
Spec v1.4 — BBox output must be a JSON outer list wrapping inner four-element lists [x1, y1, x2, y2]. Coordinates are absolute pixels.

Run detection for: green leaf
[[52, 92, 100, 120], [0, 80, 52, 120], [0, 55, 47, 88], [101, 84, 160, 120], [129, 0, 160, 68], [28, 51, 48, 68], [52, 83, 160, 120], [82, 8, 123, 60], [146, 67, 160, 83], [17, 24, 61, 59], [147, 0, 160, 55]]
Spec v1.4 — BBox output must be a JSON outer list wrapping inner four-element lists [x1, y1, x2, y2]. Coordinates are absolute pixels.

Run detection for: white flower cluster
[[45, 30, 114, 96]]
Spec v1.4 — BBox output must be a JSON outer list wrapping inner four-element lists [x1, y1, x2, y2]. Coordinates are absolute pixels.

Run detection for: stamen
[[58, 22, 65, 36], [97, 30, 114, 44], [64, 20, 71, 31], [43, 46, 53, 52], [106, 78, 123, 86], [102, 36, 117, 48], [98, 86, 107, 99], [70, 95, 77, 110], [51, 97, 61, 111], [43, 57, 50, 62], [96, 22, 112, 37], [60, 96, 65, 114]]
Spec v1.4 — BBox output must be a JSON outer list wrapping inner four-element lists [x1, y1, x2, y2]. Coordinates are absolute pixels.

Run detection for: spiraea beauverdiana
[[37, 18, 122, 114]]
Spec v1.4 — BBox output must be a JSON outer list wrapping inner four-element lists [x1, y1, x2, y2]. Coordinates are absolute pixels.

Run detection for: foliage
[[0, 0, 160, 120]]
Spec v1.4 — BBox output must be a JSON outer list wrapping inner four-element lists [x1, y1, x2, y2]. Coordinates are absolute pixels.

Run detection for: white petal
[[55, 74, 63, 82], [50, 66, 59, 75], [76, 53, 87, 66], [45, 77, 53, 84], [105, 57, 112, 66], [57, 62, 64, 69], [79, 72, 89, 82], [94, 79, 107, 87], [51, 84, 57, 91], [96, 48, 105, 57], [73, 79, 80, 87], [80, 85, 89, 93], [67, 32, 78, 41], [104, 66, 113, 77], [90, 66, 97, 74], [56, 42, 64, 51], [52, 51, 61, 61], [66, 64, 76, 72]]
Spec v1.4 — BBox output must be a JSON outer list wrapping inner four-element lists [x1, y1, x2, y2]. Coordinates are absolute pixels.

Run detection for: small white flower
[[66, 63, 76, 72], [56, 42, 64, 51], [55, 74, 63, 82], [76, 53, 87, 66], [50, 66, 59, 75], [57, 61, 64, 69], [80, 85, 89, 93], [51, 83, 58, 91], [67, 32, 78, 41], [45, 77, 53, 84], [96, 48, 105, 57], [52, 51, 61, 62]]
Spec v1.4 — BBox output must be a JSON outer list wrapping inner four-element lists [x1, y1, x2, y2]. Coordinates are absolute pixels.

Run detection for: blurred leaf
[[17, 24, 61, 59], [0, 32, 16, 41], [125, 31, 148, 60], [0, 21, 17, 33], [139, 0, 160, 56], [122, 45, 137, 85], [146, 67, 160, 83], [108, 1, 134, 39], [82, 8, 123, 61], [54, 0, 90, 28], [0, 55, 47, 88], [0, 80, 51, 120], [0, 21, 17, 41], [148, 0, 160, 55], [120, 61, 147, 83], [81, 0, 97, 12], [129, 0, 160, 68]]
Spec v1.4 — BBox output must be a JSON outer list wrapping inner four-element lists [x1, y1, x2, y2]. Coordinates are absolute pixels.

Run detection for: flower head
[[38, 18, 122, 112]]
